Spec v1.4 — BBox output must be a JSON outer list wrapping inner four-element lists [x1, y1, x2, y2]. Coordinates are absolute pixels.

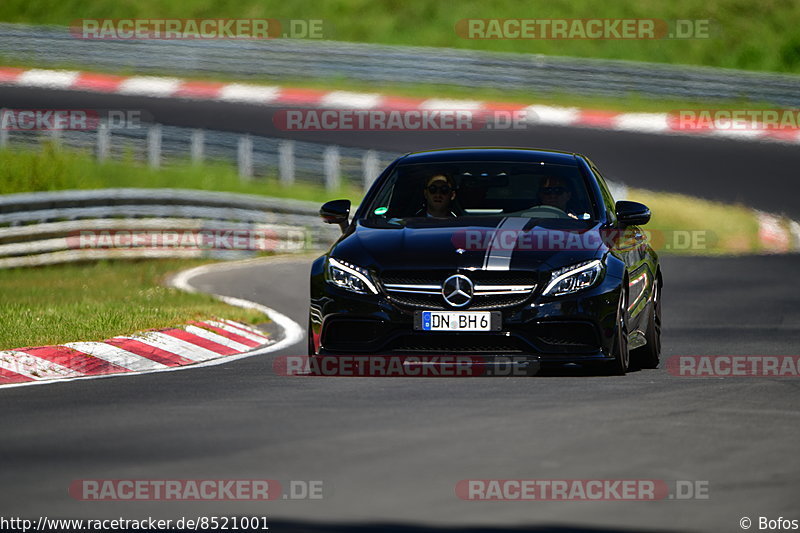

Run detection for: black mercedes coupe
[[309, 148, 661, 375]]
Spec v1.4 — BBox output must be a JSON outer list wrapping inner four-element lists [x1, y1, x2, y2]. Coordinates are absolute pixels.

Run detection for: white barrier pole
[[0, 109, 8, 148], [323, 146, 340, 192], [362, 150, 380, 190], [279, 140, 295, 186], [96, 121, 110, 162], [190, 129, 204, 164], [238, 134, 253, 180], [147, 124, 162, 169], [49, 127, 62, 147]]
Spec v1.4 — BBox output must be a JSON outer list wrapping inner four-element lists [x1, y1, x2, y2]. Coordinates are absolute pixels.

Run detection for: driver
[[538, 176, 577, 218], [418, 173, 457, 218]]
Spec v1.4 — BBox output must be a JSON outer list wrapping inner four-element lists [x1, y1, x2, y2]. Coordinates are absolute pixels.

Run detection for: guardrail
[[0, 119, 628, 199], [1, 23, 799, 107], [0, 188, 341, 268], [0, 121, 400, 192]]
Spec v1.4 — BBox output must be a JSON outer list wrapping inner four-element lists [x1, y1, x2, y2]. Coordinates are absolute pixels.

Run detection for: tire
[[605, 288, 630, 376], [631, 277, 661, 369]]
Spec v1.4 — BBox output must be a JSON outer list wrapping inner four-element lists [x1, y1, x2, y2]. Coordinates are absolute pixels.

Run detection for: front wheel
[[605, 288, 630, 376]]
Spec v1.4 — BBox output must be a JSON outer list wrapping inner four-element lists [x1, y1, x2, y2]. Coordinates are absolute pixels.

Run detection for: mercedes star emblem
[[442, 274, 473, 307]]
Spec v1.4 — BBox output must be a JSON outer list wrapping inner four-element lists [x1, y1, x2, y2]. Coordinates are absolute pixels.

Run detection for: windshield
[[363, 160, 598, 222]]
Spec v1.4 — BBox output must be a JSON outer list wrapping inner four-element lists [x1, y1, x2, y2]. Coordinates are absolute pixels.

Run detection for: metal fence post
[[362, 150, 380, 190], [147, 124, 162, 169], [238, 134, 253, 179], [323, 146, 340, 192], [96, 121, 110, 162], [279, 140, 295, 186], [190, 129, 204, 164], [0, 109, 8, 148], [49, 127, 62, 148]]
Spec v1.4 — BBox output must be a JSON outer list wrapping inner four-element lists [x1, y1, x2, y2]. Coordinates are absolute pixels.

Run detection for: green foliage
[[0, 259, 267, 349], [0, 0, 798, 73]]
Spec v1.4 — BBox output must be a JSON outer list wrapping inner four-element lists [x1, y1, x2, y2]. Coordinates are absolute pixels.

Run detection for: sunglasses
[[426, 184, 452, 195], [541, 187, 567, 195]]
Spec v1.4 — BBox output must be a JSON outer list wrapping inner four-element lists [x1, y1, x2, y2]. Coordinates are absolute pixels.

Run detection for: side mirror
[[320, 199, 351, 233], [615, 200, 651, 226]]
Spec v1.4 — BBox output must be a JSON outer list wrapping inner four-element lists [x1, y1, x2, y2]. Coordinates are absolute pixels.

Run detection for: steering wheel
[[516, 204, 571, 218]]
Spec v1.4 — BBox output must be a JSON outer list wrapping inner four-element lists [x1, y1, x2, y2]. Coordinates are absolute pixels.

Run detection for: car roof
[[397, 147, 582, 166]]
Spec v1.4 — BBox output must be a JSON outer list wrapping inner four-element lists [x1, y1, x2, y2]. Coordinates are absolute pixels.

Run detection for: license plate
[[414, 311, 501, 332]]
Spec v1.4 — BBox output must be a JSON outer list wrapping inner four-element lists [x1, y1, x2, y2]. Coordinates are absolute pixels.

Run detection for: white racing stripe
[[420, 98, 483, 111], [120, 332, 222, 362], [118, 76, 182, 97], [712, 128, 765, 140], [184, 325, 252, 352], [17, 69, 80, 89], [482, 217, 530, 271], [203, 320, 270, 343], [0, 350, 82, 379], [524, 105, 580, 125], [219, 318, 273, 339], [65, 342, 168, 372], [614, 113, 670, 133], [219, 84, 281, 103], [321, 91, 382, 109]]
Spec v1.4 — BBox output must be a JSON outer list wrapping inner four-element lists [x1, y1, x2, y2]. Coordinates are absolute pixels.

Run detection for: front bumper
[[310, 273, 622, 364]]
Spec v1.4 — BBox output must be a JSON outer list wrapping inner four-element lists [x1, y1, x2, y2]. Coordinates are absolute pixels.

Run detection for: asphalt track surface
[[1, 254, 799, 532], [1, 86, 799, 532]]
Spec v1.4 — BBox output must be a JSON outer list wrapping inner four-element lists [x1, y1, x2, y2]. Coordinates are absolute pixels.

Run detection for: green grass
[[627, 188, 761, 254], [1, 0, 799, 74], [0, 259, 267, 350], [0, 144, 362, 202]]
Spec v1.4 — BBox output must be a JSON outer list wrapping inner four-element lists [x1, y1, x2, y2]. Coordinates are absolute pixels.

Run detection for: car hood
[[331, 217, 608, 272]]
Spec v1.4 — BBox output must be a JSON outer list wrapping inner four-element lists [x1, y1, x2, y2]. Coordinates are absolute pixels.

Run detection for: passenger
[[538, 176, 578, 218]]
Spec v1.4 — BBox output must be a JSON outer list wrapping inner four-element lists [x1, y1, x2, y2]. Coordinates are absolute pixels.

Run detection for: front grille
[[381, 270, 538, 285], [381, 269, 538, 310], [387, 293, 444, 309], [387, 292, 532, 310]]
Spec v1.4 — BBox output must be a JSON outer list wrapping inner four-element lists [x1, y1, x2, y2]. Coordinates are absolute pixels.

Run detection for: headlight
[[542, 259, 603, 296], [326, 257, 378, 294]]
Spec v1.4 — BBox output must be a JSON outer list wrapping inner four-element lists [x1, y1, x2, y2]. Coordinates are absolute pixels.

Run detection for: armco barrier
[[1, 23, 799, 107], [0, 188, 341, 268]]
